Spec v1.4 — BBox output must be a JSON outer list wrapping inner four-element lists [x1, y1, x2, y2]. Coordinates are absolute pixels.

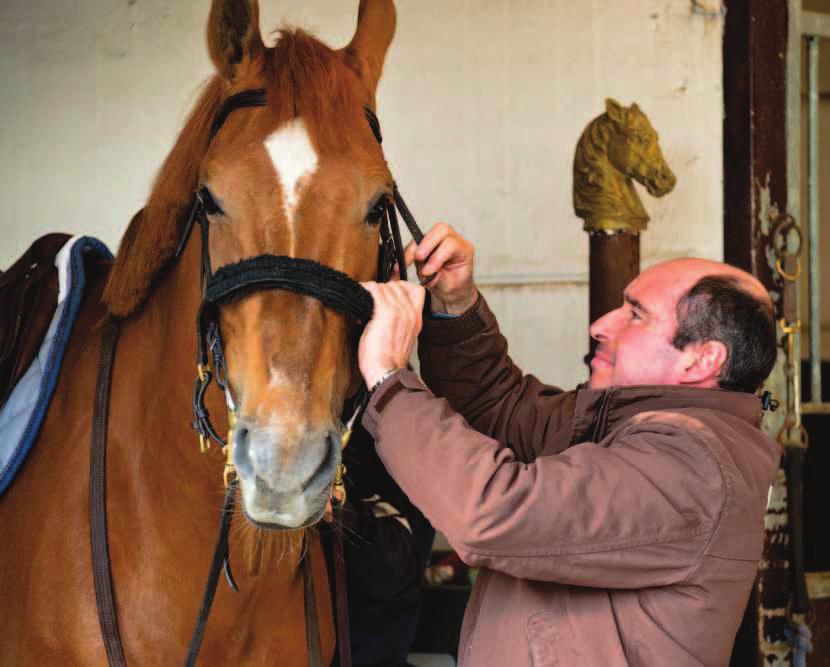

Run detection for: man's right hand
[[404, 223, 478, 315]]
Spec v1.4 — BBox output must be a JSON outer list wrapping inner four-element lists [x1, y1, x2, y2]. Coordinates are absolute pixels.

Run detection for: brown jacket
[[362, 295, 780, 667]]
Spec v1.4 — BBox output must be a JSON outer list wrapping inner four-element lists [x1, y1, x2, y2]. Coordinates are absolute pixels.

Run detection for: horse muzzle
[[232, 420, 341, 529], [645, 164, 677, 196]]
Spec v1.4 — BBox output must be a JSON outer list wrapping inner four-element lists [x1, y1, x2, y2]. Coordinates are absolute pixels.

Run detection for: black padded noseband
[[206, 255, 374, 324]]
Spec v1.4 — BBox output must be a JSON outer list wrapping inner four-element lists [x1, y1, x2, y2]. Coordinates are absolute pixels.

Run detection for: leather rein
[[90, 89, 424, 666]]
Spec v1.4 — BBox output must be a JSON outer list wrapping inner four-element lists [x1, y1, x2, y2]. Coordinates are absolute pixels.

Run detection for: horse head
[[105, 0, 398, 531], [603, 98, 676, 197], [199, 0, 398, 530]]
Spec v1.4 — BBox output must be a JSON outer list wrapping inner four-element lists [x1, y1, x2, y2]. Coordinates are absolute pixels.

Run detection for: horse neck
[[574, 118, 648, 225], [118, 226, 217, 484]]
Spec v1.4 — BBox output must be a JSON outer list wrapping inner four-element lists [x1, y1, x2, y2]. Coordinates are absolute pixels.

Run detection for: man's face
[[588, 263, 690, 389]]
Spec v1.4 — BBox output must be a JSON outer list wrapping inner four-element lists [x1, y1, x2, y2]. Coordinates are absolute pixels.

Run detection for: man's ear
[[207, 0, 265, 83], [343, 0, 397, 98], [680, 340, 728, 386]]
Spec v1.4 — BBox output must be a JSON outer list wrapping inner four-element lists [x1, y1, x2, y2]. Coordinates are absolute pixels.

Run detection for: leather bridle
[[90, 88, 424, 667], [181, 88, 421, 475]]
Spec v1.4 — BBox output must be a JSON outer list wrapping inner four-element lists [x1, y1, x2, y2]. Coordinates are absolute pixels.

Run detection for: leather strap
[[303, 542, 324, 667], [332, 503, 352, 667], [90, 319, 127, 667], [210, 89, 267, 140], [185, 481, 239, 666]]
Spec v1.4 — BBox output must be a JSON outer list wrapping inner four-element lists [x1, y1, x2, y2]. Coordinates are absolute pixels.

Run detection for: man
[[355, 223, 780, 667]]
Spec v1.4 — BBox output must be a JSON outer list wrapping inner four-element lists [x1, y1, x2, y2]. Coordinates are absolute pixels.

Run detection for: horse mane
[[103, 29, 364, 317], [572, 113, 616, 217]]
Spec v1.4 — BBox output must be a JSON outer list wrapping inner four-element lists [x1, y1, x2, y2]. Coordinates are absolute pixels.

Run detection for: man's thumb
[[404, 240, 417, 268]]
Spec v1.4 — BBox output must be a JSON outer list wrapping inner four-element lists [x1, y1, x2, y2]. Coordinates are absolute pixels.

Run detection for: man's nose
[[589, 307, 622, 342]]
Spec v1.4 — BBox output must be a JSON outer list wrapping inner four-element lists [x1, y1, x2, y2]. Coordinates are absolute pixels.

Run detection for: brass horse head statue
[[573, 99, 676, 234]]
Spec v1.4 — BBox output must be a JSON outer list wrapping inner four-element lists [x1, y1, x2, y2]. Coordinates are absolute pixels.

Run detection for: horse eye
[[365, 198, 389, 225], [198, 187, 223, 216]]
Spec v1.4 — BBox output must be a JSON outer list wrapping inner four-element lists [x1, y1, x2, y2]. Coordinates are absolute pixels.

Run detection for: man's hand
[[358, 281, 426, 389], [405, 223, 477, 315]]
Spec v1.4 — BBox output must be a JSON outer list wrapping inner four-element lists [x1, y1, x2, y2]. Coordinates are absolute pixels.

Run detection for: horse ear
[[605, 98, 625, 124], [344, 0, 397, 96], [207, 0, 265, 82]]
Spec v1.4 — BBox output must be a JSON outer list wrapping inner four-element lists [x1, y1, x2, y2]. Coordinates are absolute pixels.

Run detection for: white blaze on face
[[264, 117, 319, 250]]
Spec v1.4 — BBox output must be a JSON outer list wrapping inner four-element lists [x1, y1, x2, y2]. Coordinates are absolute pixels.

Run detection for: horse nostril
[[299, 433, 340, 492], [233, 421, 254, 477]]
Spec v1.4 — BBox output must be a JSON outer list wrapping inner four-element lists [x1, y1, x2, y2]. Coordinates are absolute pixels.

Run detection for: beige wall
[[0, 0, 724, 390]]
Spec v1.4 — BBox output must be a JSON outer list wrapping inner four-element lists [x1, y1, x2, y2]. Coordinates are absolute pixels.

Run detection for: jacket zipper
[[591, 390, 613, 443]]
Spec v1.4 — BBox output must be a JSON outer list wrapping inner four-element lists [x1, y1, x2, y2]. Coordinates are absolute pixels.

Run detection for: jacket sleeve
[[362, 371, 724, 589], [418, 294, 573, 462]]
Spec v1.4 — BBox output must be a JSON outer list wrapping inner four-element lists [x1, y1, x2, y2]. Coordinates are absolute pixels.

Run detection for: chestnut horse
[[1, 0, 400, 664]]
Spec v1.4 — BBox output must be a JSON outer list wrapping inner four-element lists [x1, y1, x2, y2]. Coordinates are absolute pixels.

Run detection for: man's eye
[[630, 310, 642, 321], [198, 187, 223, 216], [365, 198, 389, 225]]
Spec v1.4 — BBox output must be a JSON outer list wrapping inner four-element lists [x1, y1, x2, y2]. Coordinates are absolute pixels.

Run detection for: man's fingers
[[414, 223, 452, 262], [361, 281, 380, 301], [362, 281, 389, 315], [404, 241, 417, 268], [405, 281, 427, 315], [385, 280, 410, 313], [361, 281, 425, 333], [421, 237, 462, 278]]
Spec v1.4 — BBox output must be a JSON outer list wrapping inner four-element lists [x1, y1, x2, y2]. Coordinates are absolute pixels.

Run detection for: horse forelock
[[103, 29, 368, 318]]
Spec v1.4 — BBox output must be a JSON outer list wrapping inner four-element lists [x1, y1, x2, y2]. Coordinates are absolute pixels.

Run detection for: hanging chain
[[770, 212, 809, 450], [770, 211, 814, 655]]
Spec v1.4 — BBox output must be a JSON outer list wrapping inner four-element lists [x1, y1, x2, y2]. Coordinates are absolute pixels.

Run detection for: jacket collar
[[569, 384, 764, 445]]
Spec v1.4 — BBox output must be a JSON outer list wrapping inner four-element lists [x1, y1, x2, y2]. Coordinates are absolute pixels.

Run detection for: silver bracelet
[[368, 368, 401, 397]]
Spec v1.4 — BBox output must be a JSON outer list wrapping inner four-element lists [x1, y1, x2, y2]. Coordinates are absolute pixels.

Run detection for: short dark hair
[[672, 275, 777, 393]]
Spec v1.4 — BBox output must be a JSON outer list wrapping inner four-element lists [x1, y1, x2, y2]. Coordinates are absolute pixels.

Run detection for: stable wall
[[0, 0, 724, 389]]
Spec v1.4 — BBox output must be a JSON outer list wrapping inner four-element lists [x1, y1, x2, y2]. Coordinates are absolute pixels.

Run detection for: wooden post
[[588, 233, 640, 359], [723, 1, 794, 665]]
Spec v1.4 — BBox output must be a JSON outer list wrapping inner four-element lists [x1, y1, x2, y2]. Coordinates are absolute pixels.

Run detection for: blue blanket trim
[[0, 236, 112, 496]]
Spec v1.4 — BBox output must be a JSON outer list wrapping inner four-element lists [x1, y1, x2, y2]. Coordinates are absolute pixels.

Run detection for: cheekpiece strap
[[363, 107, 383, 144]]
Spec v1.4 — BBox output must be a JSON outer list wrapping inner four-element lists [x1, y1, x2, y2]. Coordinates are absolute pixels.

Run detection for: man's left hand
[[358, 281, 426, 389]]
